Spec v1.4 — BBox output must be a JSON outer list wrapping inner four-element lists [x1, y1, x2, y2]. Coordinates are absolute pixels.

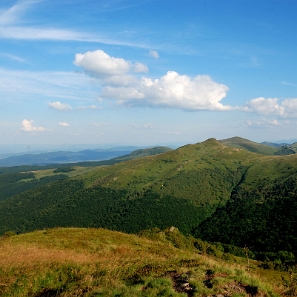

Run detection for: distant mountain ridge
[[0, 146, 172, 167], [220, 136, 296, 155], [1, 136, 297, 167]]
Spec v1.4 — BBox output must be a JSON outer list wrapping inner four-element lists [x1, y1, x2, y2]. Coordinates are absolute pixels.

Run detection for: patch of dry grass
[[0, 228, 282, 296]]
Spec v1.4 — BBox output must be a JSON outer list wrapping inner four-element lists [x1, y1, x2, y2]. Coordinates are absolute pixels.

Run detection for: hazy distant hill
[[0, 147, 147, 167], [261, 141, 288, 148]]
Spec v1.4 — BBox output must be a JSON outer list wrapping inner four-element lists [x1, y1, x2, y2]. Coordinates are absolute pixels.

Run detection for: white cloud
[[74, 50, 131, 77], [0, 68, 98, 102], [0, 1, 148, 47], [0, 52, 26, 63], [74, 50, 231, 111], [59, 122, 69, 127], [280, 98, 297, 118], [103, 71, 231, 111], [144, 123, 155, 128], [246, 119, 279, 127], [88, 122, 107, 127], [133, 62, 148, 73], [240, 97, 285, 116], [48, 101, 72, 111], [74, 50, 148, 81], [77, 105, 101, 110], [241, 97, 297, 118], [20, 119, 45, 132], [149, 50, 159, 59], [281, 81, 297, 87]]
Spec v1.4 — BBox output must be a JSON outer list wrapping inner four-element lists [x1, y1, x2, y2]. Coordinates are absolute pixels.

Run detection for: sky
[[1, 0, 297, 152]]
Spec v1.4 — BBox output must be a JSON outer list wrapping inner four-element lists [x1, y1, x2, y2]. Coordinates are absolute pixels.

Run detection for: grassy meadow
[[0, 227, 290, 297]]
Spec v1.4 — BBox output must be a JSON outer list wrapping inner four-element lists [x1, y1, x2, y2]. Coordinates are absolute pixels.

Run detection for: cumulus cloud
[[20, 119, 45, 132], [74, 50, 230, 111], [149, 50, 159, 59], [74, 50, 130, 77], [48, 101, 72, 111], [133, 62, 148, 73], [74, 50, 148, 79], [59, 122, 69, 127], [241, 97, 297, 118], [240, 97, 284, 116], [281, 99, 297, 117], [103, 71, 231, 111]]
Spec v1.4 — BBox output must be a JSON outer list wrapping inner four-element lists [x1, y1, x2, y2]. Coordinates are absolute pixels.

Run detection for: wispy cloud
[[0, 0, 150, 47], [148, 50, 159, 59], [0, 68, 98, 101], [0, 0, 41, 26], [144, 123, 155, 128], [245, 119, 280, 128], [0, 52, 27, 63], [77, 105, 101, 110], [132, 123, 155, 129], [48, 101, 72, 111], [88, 122, 107, 127], [281, 81, 297, 87]]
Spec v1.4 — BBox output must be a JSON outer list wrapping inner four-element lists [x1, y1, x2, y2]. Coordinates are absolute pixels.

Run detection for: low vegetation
[[0, 227, 287, 296]]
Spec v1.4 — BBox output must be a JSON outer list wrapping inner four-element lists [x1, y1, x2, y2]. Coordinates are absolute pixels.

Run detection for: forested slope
[[0, 139, 251, 235], [194, 159, 297, 254]]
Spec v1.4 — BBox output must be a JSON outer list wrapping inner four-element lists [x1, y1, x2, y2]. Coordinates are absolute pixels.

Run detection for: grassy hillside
[[0, 146, 171, 202], [0, 139, 255, 236], [220, 137, 297, 156], [0, 227, 285, 296], [219, 136, 279, 155]]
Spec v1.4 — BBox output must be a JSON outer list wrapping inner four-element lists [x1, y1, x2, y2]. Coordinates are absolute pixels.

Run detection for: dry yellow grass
[[0, 228, 283, 296]]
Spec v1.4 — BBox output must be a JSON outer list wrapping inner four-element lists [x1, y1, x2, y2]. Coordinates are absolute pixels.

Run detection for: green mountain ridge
[[0, 137, 296, 259], [220, 136, 296, 155]]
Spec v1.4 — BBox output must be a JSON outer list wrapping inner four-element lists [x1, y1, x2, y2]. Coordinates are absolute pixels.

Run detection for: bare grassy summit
[[0, 227, 284, 297]]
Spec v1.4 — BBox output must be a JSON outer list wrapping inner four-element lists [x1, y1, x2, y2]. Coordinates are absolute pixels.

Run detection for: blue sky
[[1, 0, 297, 152]]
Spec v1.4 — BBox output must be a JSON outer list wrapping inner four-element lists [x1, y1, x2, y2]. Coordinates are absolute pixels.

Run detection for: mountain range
[[0, 136, 296, 261], [1, 136, 297, 167]]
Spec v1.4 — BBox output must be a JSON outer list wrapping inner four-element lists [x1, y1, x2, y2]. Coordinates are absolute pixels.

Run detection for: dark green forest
[[195, 174, 297, 253]]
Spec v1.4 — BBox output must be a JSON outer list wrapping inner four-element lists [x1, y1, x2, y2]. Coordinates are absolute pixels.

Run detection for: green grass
[[0, 227, 284, 296]]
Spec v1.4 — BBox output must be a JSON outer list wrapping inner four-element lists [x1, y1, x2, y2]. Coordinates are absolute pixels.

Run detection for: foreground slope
[[0, 227, 283, 296]]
